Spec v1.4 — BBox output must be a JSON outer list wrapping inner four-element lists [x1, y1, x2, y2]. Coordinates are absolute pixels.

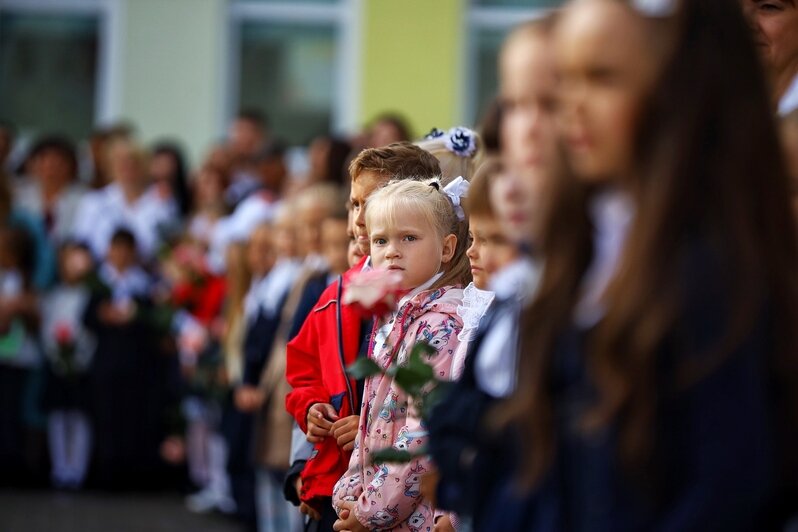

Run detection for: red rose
[[54, 322, 74, 346]]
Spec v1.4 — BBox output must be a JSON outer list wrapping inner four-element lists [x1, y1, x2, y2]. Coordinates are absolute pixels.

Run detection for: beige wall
[[359, 0, 464, 138], [118, 0, 226, 165]]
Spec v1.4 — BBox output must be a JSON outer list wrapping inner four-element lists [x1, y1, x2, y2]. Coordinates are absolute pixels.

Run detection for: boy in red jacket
[[285, 142, 441, 531]]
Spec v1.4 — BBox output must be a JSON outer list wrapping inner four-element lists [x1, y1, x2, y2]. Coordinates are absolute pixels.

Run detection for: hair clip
[[443, 176, 469, 221], [445, 127, 478, 158], [428, 179, 441, 191], [425, 128, 446, 140], [631, 0, 678, 18]]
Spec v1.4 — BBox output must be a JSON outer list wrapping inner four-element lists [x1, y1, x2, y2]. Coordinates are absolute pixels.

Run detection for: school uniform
[[485, 247, 780, 531], [225, 258, 300, 527], [84, 263, 173, 489], [41, 282, 96, 488], [779, 72, 798, 116], [72, 183, 176, 261], [251, 261, 329, 532], [483, 191, 786, 530], [427, 256, 539, 526]]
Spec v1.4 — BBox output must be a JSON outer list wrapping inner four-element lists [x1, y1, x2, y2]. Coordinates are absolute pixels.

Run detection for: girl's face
[[555, 0, 661, 184], [321, 218, 351, 275], [107, 243, 136, 272], [500, 33, 559, 177], [466, 215, 520, 290], [273, 218, 297, 260], [490, 167, 548, 245], [296, 201, 328, 257], [246, 226, 276, 278], [369, 207, 456, 290], [110, 146, 146, 189], [60, 247, 93, 285], [742, 0, 798, 82], [195, 167, 225, 209], [493, 32, 558, 245], [150, 152, 176, 182]]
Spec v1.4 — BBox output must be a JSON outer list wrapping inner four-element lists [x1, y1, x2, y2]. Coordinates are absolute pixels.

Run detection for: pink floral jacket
[[332, 286, 464, 532]]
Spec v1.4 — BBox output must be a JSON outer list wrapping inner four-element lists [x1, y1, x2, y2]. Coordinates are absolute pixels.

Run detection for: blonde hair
[[415, 130, 483, 185], [365, 178, 471, 289], [295, 183, 347, 218], [106, 137, 148, 179]]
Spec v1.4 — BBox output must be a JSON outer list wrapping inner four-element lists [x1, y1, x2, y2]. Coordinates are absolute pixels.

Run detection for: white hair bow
[[443, 176, 469, 221], [632, 0, 678, 17]]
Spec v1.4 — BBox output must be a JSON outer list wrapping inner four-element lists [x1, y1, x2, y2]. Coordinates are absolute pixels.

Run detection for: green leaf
[[370, 447, 423, 465], [393, 366, 425, 397], [410, 342, 436, 361], [420, 380, 454, 420], [347, 358, 383, 380]]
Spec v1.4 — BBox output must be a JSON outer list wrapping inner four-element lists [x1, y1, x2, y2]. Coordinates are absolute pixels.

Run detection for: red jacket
[[285, 257, 366, 504]]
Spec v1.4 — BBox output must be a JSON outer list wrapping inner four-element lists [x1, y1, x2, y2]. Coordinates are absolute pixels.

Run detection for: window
[[229, 0, 358, 146], [464, 0, 562, 126], [0, 0, 119, 142]]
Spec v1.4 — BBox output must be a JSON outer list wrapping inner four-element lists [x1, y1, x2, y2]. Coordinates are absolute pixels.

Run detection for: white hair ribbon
[[631, 0, 678, 17], [443, 176, 469, 221]]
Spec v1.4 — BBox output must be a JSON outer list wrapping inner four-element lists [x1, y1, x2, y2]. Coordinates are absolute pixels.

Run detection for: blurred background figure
[[13, 136, 85, 244], [740, 0, 798, 115]]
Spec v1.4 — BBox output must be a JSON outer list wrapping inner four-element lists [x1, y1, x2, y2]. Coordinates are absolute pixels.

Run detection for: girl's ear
[[440, 234, 457, 264]]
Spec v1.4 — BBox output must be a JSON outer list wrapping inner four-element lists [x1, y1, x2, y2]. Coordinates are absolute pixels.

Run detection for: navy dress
[[482, 247, 788, 531]]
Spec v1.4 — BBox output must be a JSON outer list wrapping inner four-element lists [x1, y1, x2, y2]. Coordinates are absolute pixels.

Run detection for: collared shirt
[[243, 258, 302, 322], [574, 189, 635, 329], [73, 183, 176, 260], [474, 257, 540, 398], [779, 71, 798, 116]]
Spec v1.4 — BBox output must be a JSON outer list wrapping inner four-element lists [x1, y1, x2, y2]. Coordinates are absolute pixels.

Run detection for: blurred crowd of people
[[2, 1, 798, 532]]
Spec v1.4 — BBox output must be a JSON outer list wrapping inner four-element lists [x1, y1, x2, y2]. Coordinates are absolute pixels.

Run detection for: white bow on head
[[632, 0, 678, 17], [443, 176, 469, 221]]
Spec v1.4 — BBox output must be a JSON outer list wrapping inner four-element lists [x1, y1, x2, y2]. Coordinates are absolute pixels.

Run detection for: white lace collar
[[456, 282, 494, 341]]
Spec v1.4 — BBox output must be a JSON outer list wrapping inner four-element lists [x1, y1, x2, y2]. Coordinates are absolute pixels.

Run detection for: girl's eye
[[404, 235, 417, 242], [373, 238, 386, 245]]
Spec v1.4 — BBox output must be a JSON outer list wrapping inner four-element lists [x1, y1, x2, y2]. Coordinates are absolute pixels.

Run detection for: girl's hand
[[333, 501, 369, 532], [306, 403, 338, 443], [299, 501, 321, 521], [331, 415, 359, 451], [235, 385, 264, 412]]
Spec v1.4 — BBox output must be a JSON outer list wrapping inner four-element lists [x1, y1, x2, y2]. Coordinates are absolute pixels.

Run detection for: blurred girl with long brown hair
[[490, 0, 798, 529]]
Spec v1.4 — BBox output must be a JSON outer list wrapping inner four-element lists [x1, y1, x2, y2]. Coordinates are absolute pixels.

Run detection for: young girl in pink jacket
[[332, 178, 471, 532]]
